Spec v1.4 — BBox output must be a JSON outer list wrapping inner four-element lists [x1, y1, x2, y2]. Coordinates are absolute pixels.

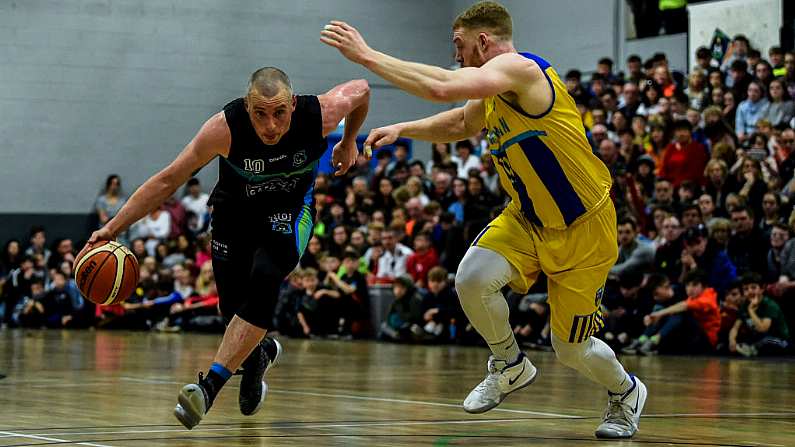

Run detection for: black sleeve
[[296, 95, 327, 160]]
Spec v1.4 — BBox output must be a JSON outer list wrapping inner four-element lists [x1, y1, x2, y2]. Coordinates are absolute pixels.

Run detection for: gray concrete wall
[[0, 0, 454, 214]]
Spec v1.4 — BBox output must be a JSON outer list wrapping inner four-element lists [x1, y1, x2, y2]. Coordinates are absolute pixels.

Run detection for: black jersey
[[208, 95, 327, 211]]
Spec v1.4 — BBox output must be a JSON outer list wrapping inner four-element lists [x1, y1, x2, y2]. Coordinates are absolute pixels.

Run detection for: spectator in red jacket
[[406, 232, 439, 289], [659, 120, 708, 188]]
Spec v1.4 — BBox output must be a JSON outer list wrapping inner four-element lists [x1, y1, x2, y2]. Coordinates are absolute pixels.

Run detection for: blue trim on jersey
[[519, 52, 551, 70], [471, 225, 491, 247], [491, 130, 548, 156], [497, 52, 556, 119], [493, 153, 543, 227], [517, 137, 586, 226]]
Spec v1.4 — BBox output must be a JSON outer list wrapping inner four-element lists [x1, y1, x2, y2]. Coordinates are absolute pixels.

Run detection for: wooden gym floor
[[0, 330, 793, 446]]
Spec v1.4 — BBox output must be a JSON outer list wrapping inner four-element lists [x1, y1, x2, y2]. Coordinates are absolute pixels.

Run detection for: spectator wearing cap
[[736, 81, 770, 143], [610, 217, 655, 278], [727, 206, 769, 276], [680, 223, 736, 295], [659, 120, 708, 188]]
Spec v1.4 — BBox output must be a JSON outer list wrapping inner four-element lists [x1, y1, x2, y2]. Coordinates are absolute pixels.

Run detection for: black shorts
[[210, 203, 314, 329]]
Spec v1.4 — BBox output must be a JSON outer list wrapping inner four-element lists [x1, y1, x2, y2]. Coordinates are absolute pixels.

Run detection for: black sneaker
[[238, 337, 282, 416], [174, 373, 212, 430]]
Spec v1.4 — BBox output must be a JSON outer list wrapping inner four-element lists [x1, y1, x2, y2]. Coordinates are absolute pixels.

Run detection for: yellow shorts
[[472, 199, 618, 344]]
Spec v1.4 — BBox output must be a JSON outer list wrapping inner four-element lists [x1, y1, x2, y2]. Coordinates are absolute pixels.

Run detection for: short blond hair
[[453, 1, 512, 41]]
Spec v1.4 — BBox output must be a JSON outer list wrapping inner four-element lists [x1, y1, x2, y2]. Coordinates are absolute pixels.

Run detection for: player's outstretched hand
[[320, 21, 373, 65], [364, 125, 401, 154], [331, 140, 358, 177]]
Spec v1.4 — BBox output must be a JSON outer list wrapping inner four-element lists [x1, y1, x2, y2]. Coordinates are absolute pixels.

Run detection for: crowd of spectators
[[1, 34, 793, 358]]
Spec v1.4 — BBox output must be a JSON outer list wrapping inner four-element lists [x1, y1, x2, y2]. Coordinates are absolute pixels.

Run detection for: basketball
[[74, 240, 139, 305]]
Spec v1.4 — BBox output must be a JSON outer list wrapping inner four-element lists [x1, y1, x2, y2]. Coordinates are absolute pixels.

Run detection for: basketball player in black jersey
[[85, 67, 370, 429]]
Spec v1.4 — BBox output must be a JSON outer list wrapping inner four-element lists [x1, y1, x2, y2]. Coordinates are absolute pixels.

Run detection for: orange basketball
[[74, 240, 139, 305]]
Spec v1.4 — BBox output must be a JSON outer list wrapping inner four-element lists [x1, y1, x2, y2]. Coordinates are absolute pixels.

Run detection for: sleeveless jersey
[[484, 52, 612, 229], [208, 96, 326, 211]]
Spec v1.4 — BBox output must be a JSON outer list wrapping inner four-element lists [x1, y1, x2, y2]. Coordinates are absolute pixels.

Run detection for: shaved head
[[248, 67, 292, 97]]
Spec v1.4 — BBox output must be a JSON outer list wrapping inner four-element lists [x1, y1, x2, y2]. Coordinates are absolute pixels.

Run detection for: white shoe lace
[[473, 357, 503, 395], [603, 396, 632, 425]]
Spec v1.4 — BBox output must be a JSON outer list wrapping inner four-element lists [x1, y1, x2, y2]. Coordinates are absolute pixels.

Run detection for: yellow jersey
[[485, 52, 612, 230]]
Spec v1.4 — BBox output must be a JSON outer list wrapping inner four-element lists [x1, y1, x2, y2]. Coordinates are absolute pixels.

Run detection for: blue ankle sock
[[209, 362, 233, 381]]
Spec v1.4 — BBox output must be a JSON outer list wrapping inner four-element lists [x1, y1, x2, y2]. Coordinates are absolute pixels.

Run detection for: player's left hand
[[320, 21, 373, 65], [331, 140, 358, 177]]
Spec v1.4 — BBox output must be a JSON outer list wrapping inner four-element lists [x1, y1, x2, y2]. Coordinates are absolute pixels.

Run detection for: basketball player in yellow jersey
[[323, 2, 647, 439]]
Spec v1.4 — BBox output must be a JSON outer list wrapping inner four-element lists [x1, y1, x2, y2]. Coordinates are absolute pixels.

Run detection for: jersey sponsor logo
[[269, 212, 294, 234], [293, 150, 307, 167], [487, 116, 512, 145], [245, 178, 302, 196], [243, 158, 265, 173], [269, 154, 287, 163], [568, 310, 605, 343]]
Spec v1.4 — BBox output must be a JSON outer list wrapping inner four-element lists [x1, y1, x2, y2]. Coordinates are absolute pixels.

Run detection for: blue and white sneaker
[[595, 374, 647, 439], [463, 352, 537, 413]]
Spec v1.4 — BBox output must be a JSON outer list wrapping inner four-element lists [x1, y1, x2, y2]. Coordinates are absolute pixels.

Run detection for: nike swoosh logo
[[632, 391, 639, 413], [508, 362, 526, 386]]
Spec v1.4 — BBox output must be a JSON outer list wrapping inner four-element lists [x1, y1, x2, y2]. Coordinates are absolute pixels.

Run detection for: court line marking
[[118, 376, 577, 418], [0, 431, 113, 447]]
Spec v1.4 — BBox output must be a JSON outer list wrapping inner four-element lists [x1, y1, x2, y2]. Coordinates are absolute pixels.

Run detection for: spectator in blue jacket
[[680, 224, 737, 296]]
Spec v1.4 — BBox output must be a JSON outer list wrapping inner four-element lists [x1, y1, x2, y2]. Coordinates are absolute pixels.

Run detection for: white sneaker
[[463, 353, 537, 413], [595, 374, 647, 439]]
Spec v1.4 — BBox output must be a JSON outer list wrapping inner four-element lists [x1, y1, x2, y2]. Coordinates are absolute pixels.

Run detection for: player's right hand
[[87, 227, 114, 246], [364, 125, 401, 152]]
